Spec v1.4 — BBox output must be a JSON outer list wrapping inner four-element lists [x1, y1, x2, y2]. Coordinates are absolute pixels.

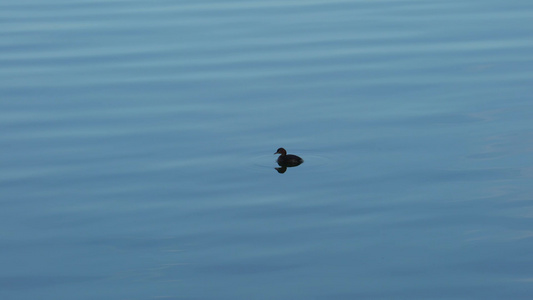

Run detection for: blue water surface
[[1, 0, 533, 299]]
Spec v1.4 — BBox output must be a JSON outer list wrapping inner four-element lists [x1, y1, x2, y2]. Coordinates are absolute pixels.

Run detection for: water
[[1, 0, 533, 299]]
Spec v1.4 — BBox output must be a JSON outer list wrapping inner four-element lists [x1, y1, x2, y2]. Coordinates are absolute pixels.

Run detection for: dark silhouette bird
[[274, 148, 304, 167]]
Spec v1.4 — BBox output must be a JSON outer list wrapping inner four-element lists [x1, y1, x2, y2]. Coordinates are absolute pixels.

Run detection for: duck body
[[274, 147, 304, 167]]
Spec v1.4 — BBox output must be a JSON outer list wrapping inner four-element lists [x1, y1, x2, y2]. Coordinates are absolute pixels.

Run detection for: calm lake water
[[1, 0, 533, 299]]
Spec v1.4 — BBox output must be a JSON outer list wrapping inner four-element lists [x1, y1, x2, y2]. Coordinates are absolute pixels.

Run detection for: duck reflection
[[274, 147, 303, 173]]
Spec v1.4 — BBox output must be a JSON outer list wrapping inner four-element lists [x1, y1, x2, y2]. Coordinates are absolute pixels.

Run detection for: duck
[[274, 148, 304, 167]]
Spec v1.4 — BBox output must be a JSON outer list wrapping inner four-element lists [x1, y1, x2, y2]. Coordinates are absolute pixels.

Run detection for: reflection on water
[[275, 165, 291, 174]]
